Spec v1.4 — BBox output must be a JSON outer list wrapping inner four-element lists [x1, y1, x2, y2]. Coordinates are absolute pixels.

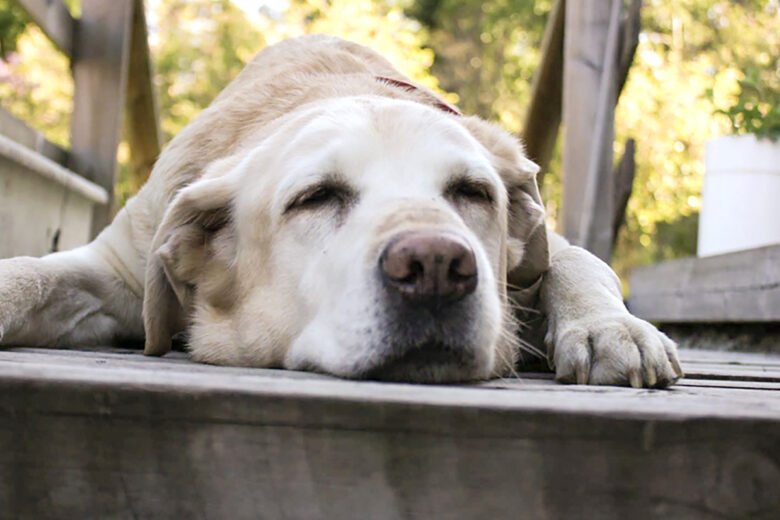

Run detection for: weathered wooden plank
[[15, 0, 75, 56], [0, 134, 108, 204], [0, 107, 69, 167], [7, 346, 780, 386], [7, 346, 780, 375], [0, 347, 778, 416], [68, 0, 135, 237], [676, 379, 780, 391], [678, 348, 780, 367], [124, 0, 162, 190], [616, 0, 642, 95], [0, 346, 779, 519], [682, 365, 780, 383], [521, 0, 565, 183], [0, 143, 98, 257], [629, 245, 780, 322], [561, 0, 622, 260]]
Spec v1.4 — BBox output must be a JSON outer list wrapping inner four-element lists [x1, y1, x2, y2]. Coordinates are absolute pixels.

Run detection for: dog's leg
[[0, 211, 145, 347], [540, 232, 683, 387]]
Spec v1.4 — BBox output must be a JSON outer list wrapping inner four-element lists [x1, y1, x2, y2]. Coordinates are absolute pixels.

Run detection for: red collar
[[375, 76, 462, 116]]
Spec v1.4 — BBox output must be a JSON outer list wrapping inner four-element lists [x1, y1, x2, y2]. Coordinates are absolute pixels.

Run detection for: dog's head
[[143, 96, 548, 382]]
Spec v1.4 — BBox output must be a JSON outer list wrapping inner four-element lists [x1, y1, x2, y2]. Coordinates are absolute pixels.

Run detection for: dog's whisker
[[505, 299, 542, 316]]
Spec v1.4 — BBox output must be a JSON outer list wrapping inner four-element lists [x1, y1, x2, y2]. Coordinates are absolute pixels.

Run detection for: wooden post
[[617, 0, 642, 95], [124, 0, 162, 191], [612, 138, 636, 244], [561, 0, 622, 260], [522, 0, 565, 184], [68, 0, 134, 237]]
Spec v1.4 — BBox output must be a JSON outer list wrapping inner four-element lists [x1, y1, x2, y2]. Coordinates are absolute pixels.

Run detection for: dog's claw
[[576, 362, 589, 385], [645, 365, 658, 387], [671, 356, 685, 379]]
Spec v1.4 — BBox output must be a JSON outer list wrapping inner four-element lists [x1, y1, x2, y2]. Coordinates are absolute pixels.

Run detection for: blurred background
[[1, 0, 778, 284]]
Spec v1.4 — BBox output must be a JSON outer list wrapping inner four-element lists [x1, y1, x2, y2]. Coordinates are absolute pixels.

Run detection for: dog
[[0, 36, 682, 386]]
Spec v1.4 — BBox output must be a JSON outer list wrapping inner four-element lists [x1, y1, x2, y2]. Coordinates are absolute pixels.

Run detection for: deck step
[[629, 245, 780, 323], [1, 346, 778, 519], [629, 246, 780, 354]]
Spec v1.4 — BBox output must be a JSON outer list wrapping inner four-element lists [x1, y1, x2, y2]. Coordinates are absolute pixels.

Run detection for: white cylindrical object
[[698, 134, 780, 257]]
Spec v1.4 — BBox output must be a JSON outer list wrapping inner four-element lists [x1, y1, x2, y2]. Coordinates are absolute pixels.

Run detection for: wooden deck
[[0, 346, 778, 519]]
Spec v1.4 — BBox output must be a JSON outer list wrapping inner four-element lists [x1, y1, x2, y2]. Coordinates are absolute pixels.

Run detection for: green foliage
[[255, 0, 438, 92], [152, 0, 264, 140], [0, 26, 72, 148], [712, 66, 780, 140], [0, 0, 28, 59], [408, 0, 550, 131]]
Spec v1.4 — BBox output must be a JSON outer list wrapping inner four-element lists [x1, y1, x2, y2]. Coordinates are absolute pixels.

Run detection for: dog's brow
[[449, 164, 495, 184], [281, 172, 356, 214]]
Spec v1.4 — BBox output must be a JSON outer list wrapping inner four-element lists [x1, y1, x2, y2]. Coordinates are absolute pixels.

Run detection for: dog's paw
[[546, 313, 684, 388]]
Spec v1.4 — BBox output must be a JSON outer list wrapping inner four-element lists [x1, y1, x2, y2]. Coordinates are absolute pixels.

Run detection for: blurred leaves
[[711, 65, 780, 139], [0, 24, 72, 148], [0, 0, 28, 59], [152, 0, 264, 140]]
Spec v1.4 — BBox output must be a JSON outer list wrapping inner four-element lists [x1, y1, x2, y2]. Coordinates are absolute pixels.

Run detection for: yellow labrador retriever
[[0, 36, 682, 386]]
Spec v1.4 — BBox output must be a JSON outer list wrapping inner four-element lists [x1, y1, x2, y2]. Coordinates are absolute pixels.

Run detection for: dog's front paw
[[546, 314, 684, 388]]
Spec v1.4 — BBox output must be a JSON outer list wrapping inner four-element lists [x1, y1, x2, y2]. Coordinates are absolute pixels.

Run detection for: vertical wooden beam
[[617, 0, 642, 96], [521, 0, 565, 184], [69, 0, 134, 237], [611, 2, 642, 250], [612, 138, 636, 244], [125, 0, 162, 191], [561, 0, 622, 261]]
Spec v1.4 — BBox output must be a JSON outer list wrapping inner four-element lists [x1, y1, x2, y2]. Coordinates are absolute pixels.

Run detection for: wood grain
[[629, 245, 780, 322], [0, 347, 778, 519], [68, 0, 134, 237], [561, 0, 621, 260], [124, 0, 162, 189], [0, 107, 69, 168], [522, 0, 565, 183]]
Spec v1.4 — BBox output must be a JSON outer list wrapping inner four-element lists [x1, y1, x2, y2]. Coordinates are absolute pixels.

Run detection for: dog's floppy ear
[[461, 117, 550, 292], [143, 172, 239, 356], [504, 157, 549, 290]]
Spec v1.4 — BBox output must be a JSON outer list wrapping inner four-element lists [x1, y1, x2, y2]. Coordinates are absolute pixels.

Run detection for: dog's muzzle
[[356, 231, 486, 382]]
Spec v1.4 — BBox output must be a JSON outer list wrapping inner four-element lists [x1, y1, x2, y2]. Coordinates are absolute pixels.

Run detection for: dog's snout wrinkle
[[380, 232, 478, 305]]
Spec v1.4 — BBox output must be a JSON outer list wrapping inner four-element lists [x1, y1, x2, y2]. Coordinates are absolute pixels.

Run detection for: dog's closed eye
[[446, 177, 495, 205], [285, 180, 355, 213]]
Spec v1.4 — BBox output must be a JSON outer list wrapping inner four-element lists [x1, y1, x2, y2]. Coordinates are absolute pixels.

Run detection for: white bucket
[[698, 134, 780, 256]]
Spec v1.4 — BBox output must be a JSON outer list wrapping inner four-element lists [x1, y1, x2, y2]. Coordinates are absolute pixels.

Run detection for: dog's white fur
[[0, 36, 682, 386]]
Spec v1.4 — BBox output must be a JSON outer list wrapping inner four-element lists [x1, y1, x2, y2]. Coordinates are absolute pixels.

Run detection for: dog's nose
[[380, 232, 478, 304]]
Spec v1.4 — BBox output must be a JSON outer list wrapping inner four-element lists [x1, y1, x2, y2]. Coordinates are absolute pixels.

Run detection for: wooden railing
[[522, 0, 641, 261], [9, 0, 161, 236]]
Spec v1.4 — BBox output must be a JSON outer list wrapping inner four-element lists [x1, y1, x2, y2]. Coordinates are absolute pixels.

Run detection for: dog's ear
[[143, 172, 239, 356], [460, 117, 550, 291], [504, 156, 549, 290]]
